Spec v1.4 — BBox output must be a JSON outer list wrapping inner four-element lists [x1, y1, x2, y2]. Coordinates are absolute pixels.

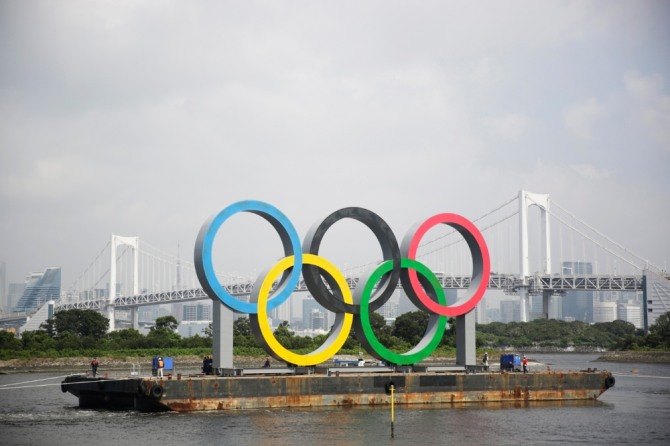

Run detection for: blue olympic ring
[[193, 200, 303, 314]]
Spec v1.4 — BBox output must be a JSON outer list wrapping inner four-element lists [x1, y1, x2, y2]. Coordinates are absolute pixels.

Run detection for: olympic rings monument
[[60, 200, 616, 412], [194, 200, 490, 371]]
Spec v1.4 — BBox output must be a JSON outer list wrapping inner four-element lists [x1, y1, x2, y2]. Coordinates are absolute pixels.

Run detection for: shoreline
[[595, 350, 670, 363], [0, 355, 206, 375], [0, 355, 457, 374], [2, 355, 461, 374], [2, 350, 669, 374]]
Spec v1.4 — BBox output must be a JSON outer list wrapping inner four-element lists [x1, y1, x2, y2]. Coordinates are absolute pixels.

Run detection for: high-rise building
[[377, 301, 399, 320], [7, 283, 25, 313], [644, 271, 670, 330], [182, 302, 212, 321], [309, 309, 327, 331], [561, 261, 594, 322], [486, 307, 501, 323], [500, 299, 519, 323], [302, 297, 329, 331], [13, 267, 61, 313], [398, 288, 457, 316], [593, 301, 617, 323], [269, 294, 292, 327], [535, 294, 563, 320], [172, 303, 184, 323], [618, 303, 642, 329], [530, 295, 544, 320], [397, 289, 416, 315], [138, 305, 171, 324], [177, 321, 210, 338]]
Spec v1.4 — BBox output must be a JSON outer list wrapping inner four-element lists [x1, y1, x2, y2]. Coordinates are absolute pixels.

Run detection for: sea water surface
[[1, 354, 669, 446]]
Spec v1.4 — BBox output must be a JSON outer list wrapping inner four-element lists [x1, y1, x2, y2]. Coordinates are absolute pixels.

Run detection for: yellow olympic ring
[[252, 254, 353, 366]]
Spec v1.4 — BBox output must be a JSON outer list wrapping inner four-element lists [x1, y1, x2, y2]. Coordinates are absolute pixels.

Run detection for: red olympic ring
[[400, 213, 490, 317]]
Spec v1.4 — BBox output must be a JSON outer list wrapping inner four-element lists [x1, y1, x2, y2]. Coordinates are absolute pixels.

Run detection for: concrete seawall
[[596, 351, 670, 363]]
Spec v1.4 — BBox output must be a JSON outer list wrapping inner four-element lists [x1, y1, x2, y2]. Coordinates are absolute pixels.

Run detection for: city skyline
[[0, 260, 644, 333]]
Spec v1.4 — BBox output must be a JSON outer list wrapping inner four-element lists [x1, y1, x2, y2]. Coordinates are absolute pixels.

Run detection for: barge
[[61, 366, 615, 412]]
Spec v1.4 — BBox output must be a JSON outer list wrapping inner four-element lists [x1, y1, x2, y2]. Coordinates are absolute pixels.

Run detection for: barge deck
[[61, 367, 615, 412]]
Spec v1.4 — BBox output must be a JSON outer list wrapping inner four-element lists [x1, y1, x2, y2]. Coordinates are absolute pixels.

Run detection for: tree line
[[1, 308, 669, 360], [0, 310, 210, 359]]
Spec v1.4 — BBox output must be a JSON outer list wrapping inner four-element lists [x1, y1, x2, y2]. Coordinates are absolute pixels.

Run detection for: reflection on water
[[1, 354, 669, 446]]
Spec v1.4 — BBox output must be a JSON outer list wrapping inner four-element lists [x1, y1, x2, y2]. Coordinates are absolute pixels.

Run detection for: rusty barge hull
[[61, 370, 615, 412]]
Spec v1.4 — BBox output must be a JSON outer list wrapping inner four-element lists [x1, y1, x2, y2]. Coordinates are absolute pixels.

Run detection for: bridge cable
[[551, 210, 646, 273], [67, 240, 111, 293], [552, 201, 663, 274]]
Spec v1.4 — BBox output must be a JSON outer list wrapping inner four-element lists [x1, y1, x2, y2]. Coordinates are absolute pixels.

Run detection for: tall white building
[[593, 302, 617, 323], [618, 303, 642, 329], [13, 267, 61, 313], [500, 299, 519, 323], [269, 296, 292, 327], [182, 302, 212, 321], [377, 301, 399, 320]]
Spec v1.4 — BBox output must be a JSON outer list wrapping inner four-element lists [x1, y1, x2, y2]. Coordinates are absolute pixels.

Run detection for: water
[[1, 354, 669, 445]]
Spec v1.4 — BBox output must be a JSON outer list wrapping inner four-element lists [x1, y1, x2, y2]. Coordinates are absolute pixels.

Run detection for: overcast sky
[[1, 0, 669, 289]]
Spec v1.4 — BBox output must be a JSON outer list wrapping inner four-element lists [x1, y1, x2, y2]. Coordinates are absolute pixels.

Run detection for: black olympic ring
[[302, 207, 401, 314]]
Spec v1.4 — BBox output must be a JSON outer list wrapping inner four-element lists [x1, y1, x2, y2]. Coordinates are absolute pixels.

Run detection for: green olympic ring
[[355, 258, 448, 365]]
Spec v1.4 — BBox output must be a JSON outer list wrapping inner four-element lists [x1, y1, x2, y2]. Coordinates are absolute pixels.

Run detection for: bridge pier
[[131, 307, 139, 330], [106, 305, 116, 332], [519, 288, 530, 322], [541, 290, 553, 319]]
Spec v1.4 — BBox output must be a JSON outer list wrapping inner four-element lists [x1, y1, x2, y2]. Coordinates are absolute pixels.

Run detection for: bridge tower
[[108, 235, 139, 331], [518, 190, 552, 322]]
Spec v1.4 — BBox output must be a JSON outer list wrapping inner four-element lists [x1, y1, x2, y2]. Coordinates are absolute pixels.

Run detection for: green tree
[[370, 312, 390, 334], [180, 334, 211, 348], [204, 323, 213, 339], [21, 330, 56, 351], [0, 330, 22, 351], [147, 315, 181, 348], [649, 311, 670, 347], [273, 321, 293, 346], [369, 311, 395, 346], [51, 309, 109, 339], [393, 311, 428, 345], [232, 317, 260, 348], [107, 328, 146, 349], [613, 334, 641, 350], [154, 315, 179, 331], [39, 319, 56, 337], [234, 317, 252, 337], [441, 317, 457, 347], [146, 328, 181, 348]]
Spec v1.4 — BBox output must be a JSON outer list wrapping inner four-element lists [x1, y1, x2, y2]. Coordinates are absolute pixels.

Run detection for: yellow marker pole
[[391, 385, 395, 438]]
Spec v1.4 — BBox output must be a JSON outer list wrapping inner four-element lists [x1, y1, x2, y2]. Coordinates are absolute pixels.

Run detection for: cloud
[[569, 163, 613, 180], [1, 0, 669, 288], [0, 155, 102, 200], [470, 57, 498, 87], [485, 113, 529, 141], [564, 98, 605, 140], [624, 71, 670, 149]]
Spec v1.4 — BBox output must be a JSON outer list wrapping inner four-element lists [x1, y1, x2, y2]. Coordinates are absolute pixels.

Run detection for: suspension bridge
[[3, 190, 669, 332]]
